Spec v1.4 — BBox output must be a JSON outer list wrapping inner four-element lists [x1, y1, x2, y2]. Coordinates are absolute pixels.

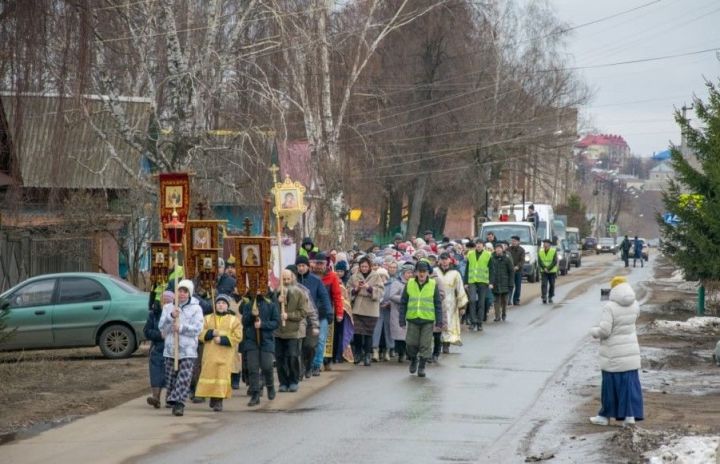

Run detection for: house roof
[[0, 92, 152, 189], [652, 149, 671, 160], [575, 134, 629, 149]]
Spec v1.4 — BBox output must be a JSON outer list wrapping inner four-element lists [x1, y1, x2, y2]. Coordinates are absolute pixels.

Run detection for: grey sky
[[550, 0, 720, 156]]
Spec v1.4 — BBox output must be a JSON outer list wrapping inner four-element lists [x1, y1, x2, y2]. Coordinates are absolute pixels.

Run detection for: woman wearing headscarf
[[332, 260, 354, 363], [348, 255, 384, 366], [144, 289, 173, 408], [589, 276, 644, 427], [389, 263, 414, 362]]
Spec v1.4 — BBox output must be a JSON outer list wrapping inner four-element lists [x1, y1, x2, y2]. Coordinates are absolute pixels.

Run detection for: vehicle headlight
[[596, 244, 601, 249], [524, 255, 530, 262], [558, 252, 564, 259]]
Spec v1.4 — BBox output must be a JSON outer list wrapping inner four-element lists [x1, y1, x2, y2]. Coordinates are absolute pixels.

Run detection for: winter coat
[[388, 277, 408, 341], [274, 285, 308, 340], [298, 272, 332, 321], [507, 245, 525, 271], [321, 271, 344, 320], [589, 282, 641, 372], [399, 277, 443, 326], [143, 304, 165, 356], [489, 253, 515, 294], [216, 273, 237, 296], [159, 296, 205, 359], [295, 284, 319, 338], [349, 271, 385, 318], [241, 295, 280, 352]]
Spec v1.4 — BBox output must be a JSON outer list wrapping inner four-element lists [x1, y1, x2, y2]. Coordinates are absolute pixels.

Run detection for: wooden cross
[[194, 201, 208, 219], [243, 217, 253, 236]]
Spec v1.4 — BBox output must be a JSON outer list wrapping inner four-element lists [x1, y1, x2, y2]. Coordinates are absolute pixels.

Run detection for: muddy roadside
[[0, 345, 150, 442]]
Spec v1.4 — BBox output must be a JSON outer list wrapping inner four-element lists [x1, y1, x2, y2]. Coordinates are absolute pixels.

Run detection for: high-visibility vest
[[406, 278, 437, 321], [298, 247, 319, 259], [539, 248, 558, 274], [467, 250, 491, 284], [155, 265, 185, 301]]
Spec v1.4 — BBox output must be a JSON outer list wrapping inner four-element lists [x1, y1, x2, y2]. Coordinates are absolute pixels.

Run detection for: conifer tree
[[659, 81, 720, 281]]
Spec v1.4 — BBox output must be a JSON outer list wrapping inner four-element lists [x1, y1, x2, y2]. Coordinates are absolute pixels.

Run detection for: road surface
[[134, 253, 647, 464]]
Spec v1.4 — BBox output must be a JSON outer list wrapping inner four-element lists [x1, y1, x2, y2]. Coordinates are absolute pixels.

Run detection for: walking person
[[400, 261, 442, 378], [620, 235, 631, 268], [331, 260, 354, 363], [632, 236, 644, 268], [295, 256, 331, 378], [389, 263, 414, 363], [436, 252, 468, 354], [144, 288, 173, 409], [159, 279, 205, 417], [374, 259, 397, 362], [490, 242, 514, 321], [195, 294, 242, 412], [349, 256, 385, 366], [241, 293, 280, 407], [538, 239, 558, 304], [312, 252, 344, 371], [275, 269, 308, 393], [589, 276, 644, 427], [463, 240, 492, 331], [507, 236, 525, 305]]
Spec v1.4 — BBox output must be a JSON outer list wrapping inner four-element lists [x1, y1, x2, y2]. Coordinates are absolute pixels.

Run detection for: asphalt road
[[138, 254, 641, 464]]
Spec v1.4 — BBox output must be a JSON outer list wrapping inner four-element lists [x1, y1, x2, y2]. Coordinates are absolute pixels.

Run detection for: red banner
[[159, 172, 191, 242]]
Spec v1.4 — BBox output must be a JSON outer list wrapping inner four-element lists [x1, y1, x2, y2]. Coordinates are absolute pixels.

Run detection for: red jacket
[[322, 271, 344, 319]]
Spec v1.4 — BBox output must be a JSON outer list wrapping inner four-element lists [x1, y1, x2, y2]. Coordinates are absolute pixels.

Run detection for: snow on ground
[[650, 317, 720, 334], [645, 436, 720, 463]]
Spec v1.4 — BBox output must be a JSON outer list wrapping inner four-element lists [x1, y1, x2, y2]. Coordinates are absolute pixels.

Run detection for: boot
[[172, 403, 184, 416], [213, 399, 223, 412], [147, 388, 161, 409], [431, 354, 439, 363], [364, 353, 371, 366], [442, 343, 450, 355], [398, 353, 406, 363], [417, 358, 427, 377], [389, 349, 396, 358], [267, 385, 276, 400], [383, 350, 390, 362], [372, 348, 379, 362], [248, 393, 260, 407], [409, 356, 418, 374], [231, 373, 241, 390], [502, 310, 506, 321]]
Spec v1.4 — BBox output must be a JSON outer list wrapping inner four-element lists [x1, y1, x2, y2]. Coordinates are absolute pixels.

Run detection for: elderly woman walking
[[589, 276, 644, 427], [349, 256, 384, 366]]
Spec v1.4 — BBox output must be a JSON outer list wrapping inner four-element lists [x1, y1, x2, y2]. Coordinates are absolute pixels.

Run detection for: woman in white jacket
[[589, 276, 644, 426]]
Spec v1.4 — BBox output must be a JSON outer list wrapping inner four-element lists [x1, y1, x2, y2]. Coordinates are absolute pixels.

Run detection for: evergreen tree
[[659, 81, 720, 281]]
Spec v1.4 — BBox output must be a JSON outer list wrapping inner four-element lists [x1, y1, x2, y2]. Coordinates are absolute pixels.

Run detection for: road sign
[[608, 224, 618, 234]]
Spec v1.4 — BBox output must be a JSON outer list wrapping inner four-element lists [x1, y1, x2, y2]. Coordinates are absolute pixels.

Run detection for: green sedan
[[1, 273, 150, 358]]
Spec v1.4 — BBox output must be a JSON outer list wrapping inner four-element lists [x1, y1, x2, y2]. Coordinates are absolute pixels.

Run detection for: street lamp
[[164, 206, 185, 371]]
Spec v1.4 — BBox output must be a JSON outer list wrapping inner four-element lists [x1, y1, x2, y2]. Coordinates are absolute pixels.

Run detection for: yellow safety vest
[[406, 278, 437, 321], [467, 250, 491, 284], [156, 265, 185, 301], [539, 248, 558, 274]]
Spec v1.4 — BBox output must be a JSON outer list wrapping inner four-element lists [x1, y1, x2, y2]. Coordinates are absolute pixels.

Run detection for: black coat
[[241, 295, 280, 353], [143, 306, 165, 355], [489, 253, 515, 294]]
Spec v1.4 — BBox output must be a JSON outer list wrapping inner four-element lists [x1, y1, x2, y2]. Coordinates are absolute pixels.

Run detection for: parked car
[[596, 237, 617, 254], [557, 239, 571, 276], [0, 273, 149, 358], [569, 242, 582, 267], [582, 237, 598, 252]]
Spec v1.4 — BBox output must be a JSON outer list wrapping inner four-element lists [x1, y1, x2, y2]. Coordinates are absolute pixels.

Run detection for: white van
[[479, 221, 539, 282], [500, 203, 555, 244]]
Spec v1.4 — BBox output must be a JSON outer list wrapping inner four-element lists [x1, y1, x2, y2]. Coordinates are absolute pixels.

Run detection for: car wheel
[[99, 324, 136, 359], [527, 268, 535, 283], [576, 259, 581, 268]]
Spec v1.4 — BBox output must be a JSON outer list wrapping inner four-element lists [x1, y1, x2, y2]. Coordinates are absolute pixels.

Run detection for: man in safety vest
[[463, 240, 493, 332], [399, 261, 442, 378], [538, 239, 558, 304]]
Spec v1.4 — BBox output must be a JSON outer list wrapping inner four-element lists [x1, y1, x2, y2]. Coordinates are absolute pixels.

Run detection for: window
[[58, 278, 109, 304], [9, 279, 56, 308], [108, 276, 143, 294]]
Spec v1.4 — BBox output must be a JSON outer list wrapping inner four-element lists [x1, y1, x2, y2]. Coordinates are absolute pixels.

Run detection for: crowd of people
[[143, 229, 561, 416]]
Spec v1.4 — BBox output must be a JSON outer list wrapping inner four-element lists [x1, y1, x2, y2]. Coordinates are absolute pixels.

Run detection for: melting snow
[[646, 436, 720, 463]]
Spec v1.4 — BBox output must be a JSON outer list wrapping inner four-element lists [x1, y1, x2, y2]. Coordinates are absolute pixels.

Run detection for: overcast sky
[[550, 0, 720, 156]]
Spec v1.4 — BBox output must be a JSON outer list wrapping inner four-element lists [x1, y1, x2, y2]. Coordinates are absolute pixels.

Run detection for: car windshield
[[599, 238, 615, 245], [481, 225, 533, 245], [109, 276, 144, 294], [537, 221, 547, 239]]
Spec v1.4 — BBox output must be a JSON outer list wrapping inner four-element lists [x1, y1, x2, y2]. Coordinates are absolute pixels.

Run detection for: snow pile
[[650, 317, 720, 334], [645, 436, 720, 463]]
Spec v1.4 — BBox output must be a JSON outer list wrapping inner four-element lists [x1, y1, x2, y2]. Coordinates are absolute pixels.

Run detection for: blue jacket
[[143, 306, 164, 356], [297, 272, 332, 321], [241, 295, 280, 353]]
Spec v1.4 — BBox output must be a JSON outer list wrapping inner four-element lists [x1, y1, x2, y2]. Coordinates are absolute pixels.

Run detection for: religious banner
[[149, 241, 171, 285], [233, 236, 271, 295], [195, 249, 219, 292], [159, 172, 191, 241], [271, 173, 307, 229], [185, 219, 226, 280]]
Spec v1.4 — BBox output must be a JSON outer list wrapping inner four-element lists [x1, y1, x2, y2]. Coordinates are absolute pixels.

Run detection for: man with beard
[[295, 256, 331, 378], [436, 252, 468, 354]]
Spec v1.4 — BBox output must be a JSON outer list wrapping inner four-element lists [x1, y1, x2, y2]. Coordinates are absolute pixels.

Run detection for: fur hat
[[177, 279, 194, 296]]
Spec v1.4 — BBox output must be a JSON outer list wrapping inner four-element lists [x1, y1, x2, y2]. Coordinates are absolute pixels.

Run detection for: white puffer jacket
[[590, 282, 641, 372]]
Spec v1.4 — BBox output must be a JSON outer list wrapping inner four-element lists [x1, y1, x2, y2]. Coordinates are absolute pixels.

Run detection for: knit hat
[[439, 252, 451, 260], [610, 276, 628, 288], [215, 294, 232, 305], [177, 279, 194, 296], [295, 255, 310, 266], [162, 290, 174, 301], [334, 260, 349, 272], [401, 262, 415, 273], [415, 261, 430, 272]]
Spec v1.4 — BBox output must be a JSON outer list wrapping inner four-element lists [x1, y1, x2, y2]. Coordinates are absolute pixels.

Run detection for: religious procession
[[144, 171, 557, 418]]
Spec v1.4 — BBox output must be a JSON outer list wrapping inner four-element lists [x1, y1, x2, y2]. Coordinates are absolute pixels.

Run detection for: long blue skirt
[[598, 370, 644, 421]]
